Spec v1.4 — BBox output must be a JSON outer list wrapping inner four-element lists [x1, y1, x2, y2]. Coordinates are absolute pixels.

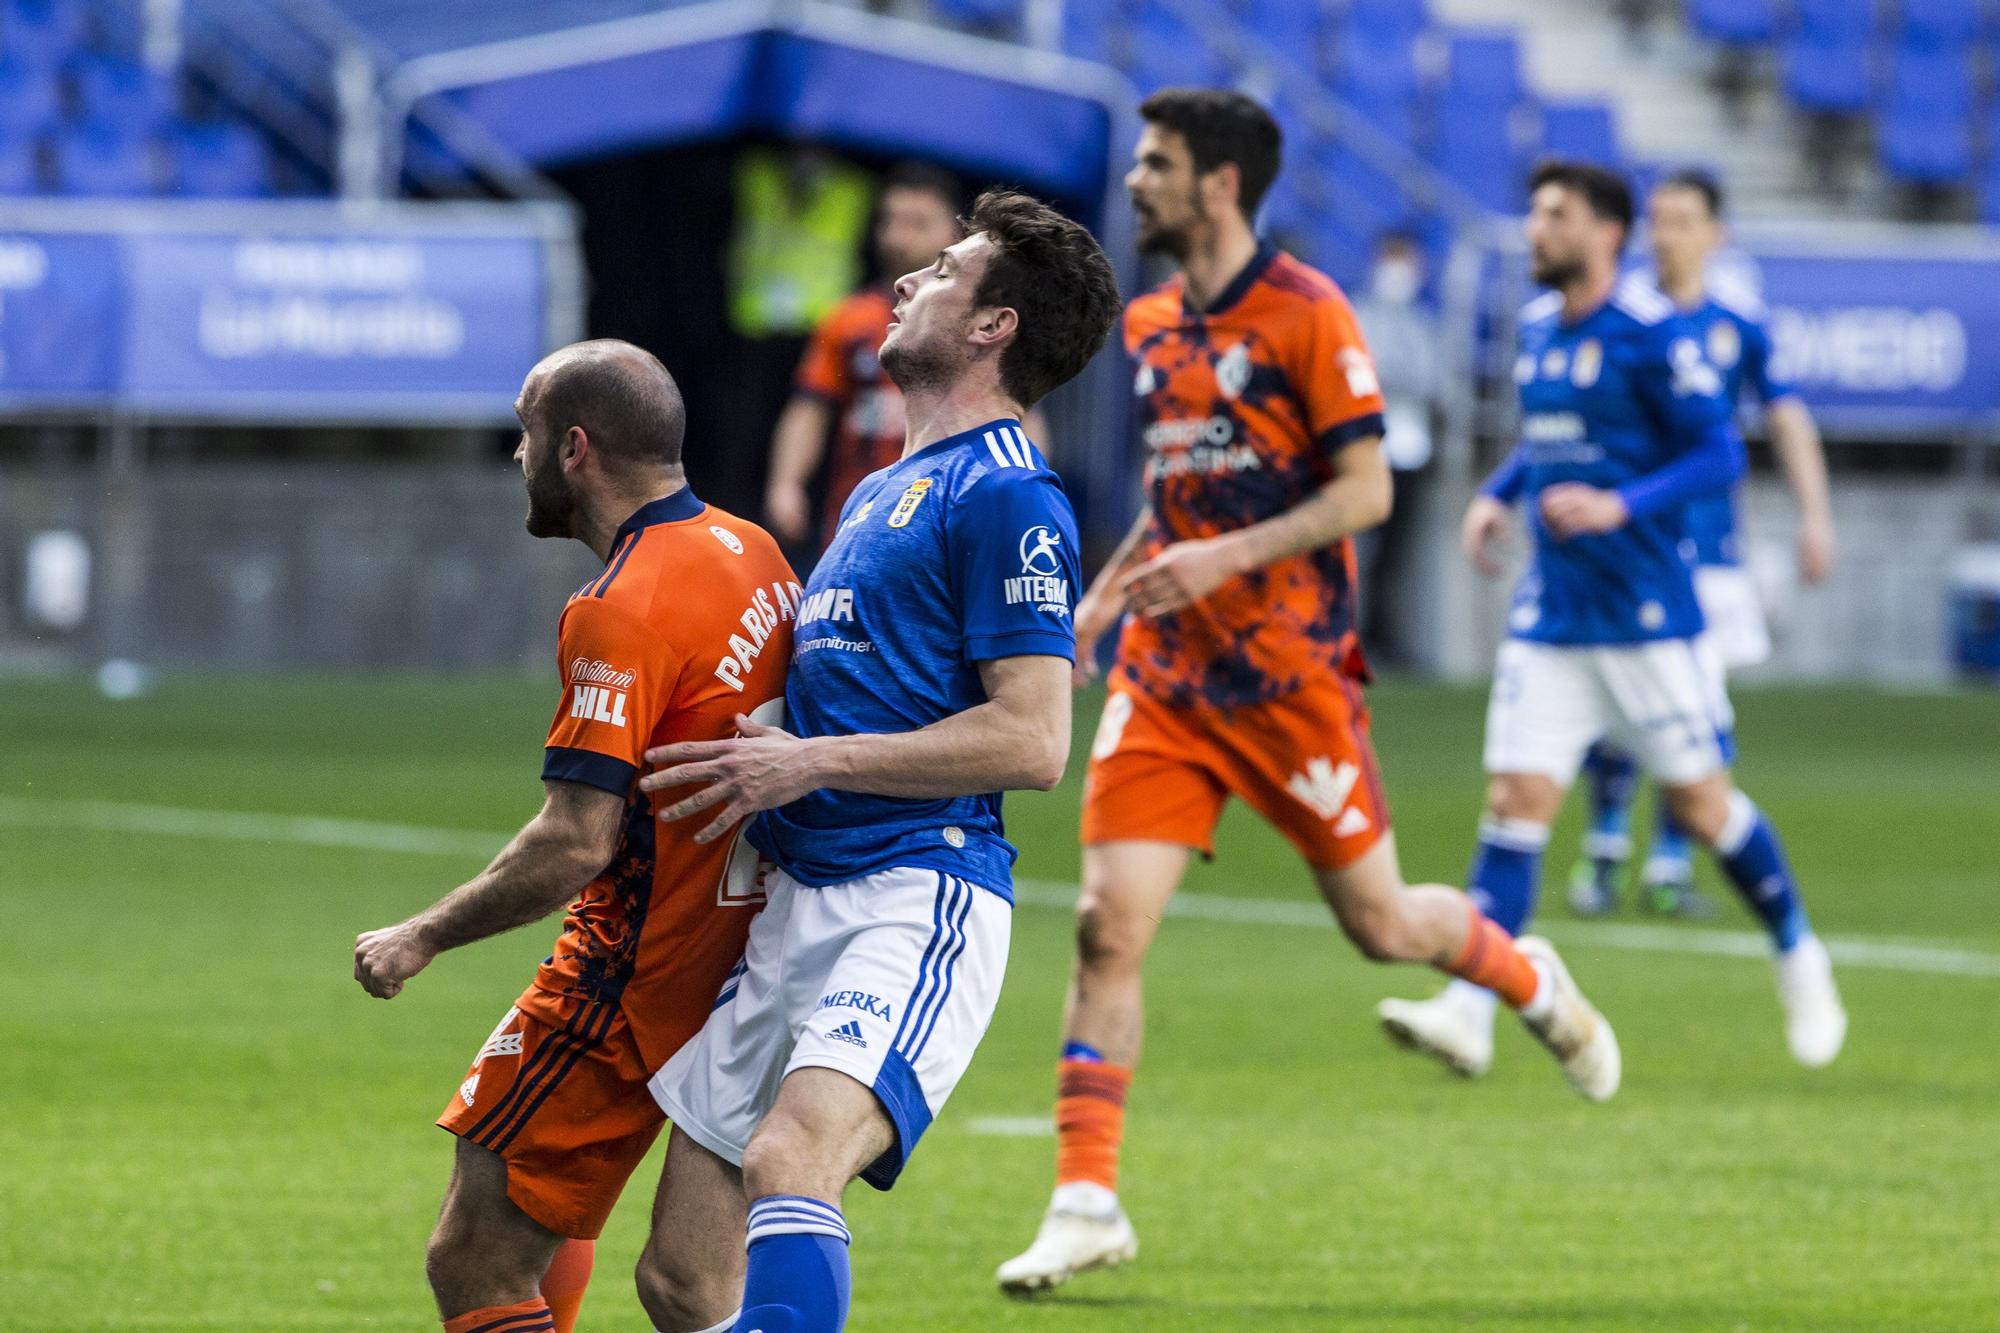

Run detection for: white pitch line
[[965, 1116, 1055, 1138], [4, 796, 1998, 980]]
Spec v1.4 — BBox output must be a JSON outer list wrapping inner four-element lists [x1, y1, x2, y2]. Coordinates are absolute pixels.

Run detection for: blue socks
[[1713, 790, 1810, 952], [734, 1196, 851, 1333], [1582, 742, 1640, 862], [1466, 817, 1549, 937]]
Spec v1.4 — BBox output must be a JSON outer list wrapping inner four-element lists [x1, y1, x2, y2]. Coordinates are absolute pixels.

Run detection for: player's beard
[[879, 323, 962, 397], [1134, 188, 1201, 260], [523, 444, 576, 539], [1530, 250, 1585, 289]]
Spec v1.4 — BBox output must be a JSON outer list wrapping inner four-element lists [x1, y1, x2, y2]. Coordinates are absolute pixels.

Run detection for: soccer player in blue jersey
[[1567, 168, 1837, 919], [1377, 161, 1846, 1079], [618, 191, 1121, 1333]]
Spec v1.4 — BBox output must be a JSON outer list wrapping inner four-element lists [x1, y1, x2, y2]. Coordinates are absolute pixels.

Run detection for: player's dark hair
[[1658, 167, 1724, 219], [881, 160, 964, 215], [1530, 158, 1635, 244], [1138, 87, 1283, 220], [965, 189, 1121, 407], [536, 340, 686, 468]]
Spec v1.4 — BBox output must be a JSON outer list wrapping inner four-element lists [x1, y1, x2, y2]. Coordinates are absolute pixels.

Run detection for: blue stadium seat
[[1539, 101, 1621, 168], [169, 118, 269, 196], [1058, 0, 1117, 64], [1441, 30, 1523, 109], [0, 131, 39, 192], [71, 53, 178, 132], [1783, 27, 1874, 113], [1978, 156, 2000, 223], [1897, 0, 1982, 51], [51, 120, 157, 195], [1880, 104, 1972, 183], [1316, 141, 1408, 238], [1334, 24, 1420, 99], [1430, 114, 1521, 212], [1688, 0, 1778, 47], [1336, 0, 1429, 44], [1244, 0, 1325, 60], [1793, 0, 1878, 41], [1884, 43, 1975, 116], [0, 55, 59, 135], [0, 0, 85, 71], [1125, 5, 1231, 93]]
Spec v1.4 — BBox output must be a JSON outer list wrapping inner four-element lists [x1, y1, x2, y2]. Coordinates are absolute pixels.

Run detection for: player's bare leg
[[426, 1138, 566, 1327], [725, 1067, 897, 1332], [998, 839, 1184, 1294], [635, 1128, 749, 1333], [1659, 772, 1845, 1066], [1372, 777, 1621, 1100]]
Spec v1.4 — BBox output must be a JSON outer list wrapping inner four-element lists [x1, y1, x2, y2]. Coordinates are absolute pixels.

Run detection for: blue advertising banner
[[0, 203, 574, 422], [1743, 244, 2000, 430]]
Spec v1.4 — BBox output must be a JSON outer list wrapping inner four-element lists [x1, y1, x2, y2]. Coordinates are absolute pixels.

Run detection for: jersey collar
[[899, 417, 1025, 467], [613, 486, 704, 544], [1184, 241, 1277, 320]]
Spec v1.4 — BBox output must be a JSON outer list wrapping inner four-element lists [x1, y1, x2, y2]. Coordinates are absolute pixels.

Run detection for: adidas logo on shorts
[[827, 1020, 868, 1048]]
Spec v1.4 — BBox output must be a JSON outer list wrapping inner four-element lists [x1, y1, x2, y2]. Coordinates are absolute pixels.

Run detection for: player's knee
[[1074, 892, 1146, 974], [1662, 778, 1731, 844], [634, 1245, 731, 1332], [741, 1113, 818, 1200], [422, 1222, 475, 1308], [1343, 904, 1414, 964]]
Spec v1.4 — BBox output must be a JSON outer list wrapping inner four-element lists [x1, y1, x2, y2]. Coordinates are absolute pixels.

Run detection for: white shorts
[[1695, 563, 1771, 669], [1484, 637, 1735, 787], [648, 865, 1011, 1191]]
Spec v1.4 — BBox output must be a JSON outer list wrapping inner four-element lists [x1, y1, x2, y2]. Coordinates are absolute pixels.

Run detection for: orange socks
[[1447, 902, 1541, 1009], [443, 1298, 555, 1333], [541, 1238, 594, 1333], [1055, 1057, 1133, 1193]]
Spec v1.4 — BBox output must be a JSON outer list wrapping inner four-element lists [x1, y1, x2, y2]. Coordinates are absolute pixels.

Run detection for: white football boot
[[1775, 934, 1846, 1068], [1514, 936, 1621, 1102], [996, 1187, 1138, 1295], [1377, 984, 1496, 1077]]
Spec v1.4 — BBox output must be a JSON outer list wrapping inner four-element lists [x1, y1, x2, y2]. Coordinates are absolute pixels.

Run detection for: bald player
[[354, 340, 799, 1333]]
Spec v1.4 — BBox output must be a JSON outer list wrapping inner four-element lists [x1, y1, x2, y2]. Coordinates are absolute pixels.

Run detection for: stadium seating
[[0, 0, 283, 199], [1688, 0, 1780, 48], [1540, 101, 1621, 170]]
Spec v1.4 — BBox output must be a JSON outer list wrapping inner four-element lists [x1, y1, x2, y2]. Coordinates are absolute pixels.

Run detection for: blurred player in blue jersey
[[1567, 169, 1836, 919], [622, 190, 1120, 1333], [1378, 161, 1846, 1079]]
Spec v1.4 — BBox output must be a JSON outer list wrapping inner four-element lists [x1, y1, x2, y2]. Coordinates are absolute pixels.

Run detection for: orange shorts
[[1081, 674, 1391, 870], [437, 997, 661, 1240]]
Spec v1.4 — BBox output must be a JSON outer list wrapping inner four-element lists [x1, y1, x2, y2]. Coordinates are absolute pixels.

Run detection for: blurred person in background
[[1352, 231, 1440, 667], [764, 162, 1049, 560], [1566, 168, 1836, 920]]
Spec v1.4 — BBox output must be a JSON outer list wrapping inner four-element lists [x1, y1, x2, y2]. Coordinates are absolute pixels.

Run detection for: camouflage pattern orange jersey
[[438, 488, 797, 1237], [794, 287, 907, 548], [1117, 243, 1387, 711]]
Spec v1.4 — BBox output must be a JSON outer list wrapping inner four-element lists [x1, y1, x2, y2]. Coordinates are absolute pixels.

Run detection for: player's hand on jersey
[[1120, 537, 1242, 618], [765, 482, 811, 545], [354, 919, 436, 999], [1798, 514, 1837, 585], [643, 714, 818, 844], [1538, 484, 1630, 541], [1461, 495, 1515, 577]]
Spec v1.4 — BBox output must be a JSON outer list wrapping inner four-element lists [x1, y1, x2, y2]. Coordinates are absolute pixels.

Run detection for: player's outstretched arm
[[641, 653, 1072, 844], [1121, 435, 1391, 616], [1073, 506, 1152, 682], [765, 396, 834, 544], [1767, 398, 1836, 584], [352, 780, 624, 999]]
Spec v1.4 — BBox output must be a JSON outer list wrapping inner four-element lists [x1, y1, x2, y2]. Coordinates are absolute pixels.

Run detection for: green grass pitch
[[3, 673, 1997, 1330]]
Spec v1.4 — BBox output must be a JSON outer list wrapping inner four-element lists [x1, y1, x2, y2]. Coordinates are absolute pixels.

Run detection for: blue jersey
[[1501, 277, 1737, 646], [747, 419, 1081, 902], [1671, 279, 1796, 567]]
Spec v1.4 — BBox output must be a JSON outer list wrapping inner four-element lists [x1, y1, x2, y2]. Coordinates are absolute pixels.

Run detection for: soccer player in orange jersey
[[996, 91, 1623, 1294], [353, 341, 799, 1333]]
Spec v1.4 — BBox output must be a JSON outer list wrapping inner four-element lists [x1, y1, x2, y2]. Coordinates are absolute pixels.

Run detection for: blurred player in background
[[1568, 168, 1837, 919], [763, 163, 964, 553], [997, 91, 1621, 1298], [353, 341, 796, 1333], [632, 190, 1119, 1333], [1378, 162, 1845, 1084]]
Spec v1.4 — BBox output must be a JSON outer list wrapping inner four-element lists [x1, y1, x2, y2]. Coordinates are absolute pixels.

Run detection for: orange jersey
[[529, 489, 801, 1071], [1117, 245, 1387, 711], [793, 287, 908, 548]]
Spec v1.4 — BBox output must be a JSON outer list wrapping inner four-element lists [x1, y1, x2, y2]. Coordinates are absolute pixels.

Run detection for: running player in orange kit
[[996, 91, 1622, 1295], [353, 340, 799, 1333]]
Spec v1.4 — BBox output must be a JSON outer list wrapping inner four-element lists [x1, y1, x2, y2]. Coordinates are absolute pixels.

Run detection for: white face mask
[[1370, 257, 1421, 305]]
